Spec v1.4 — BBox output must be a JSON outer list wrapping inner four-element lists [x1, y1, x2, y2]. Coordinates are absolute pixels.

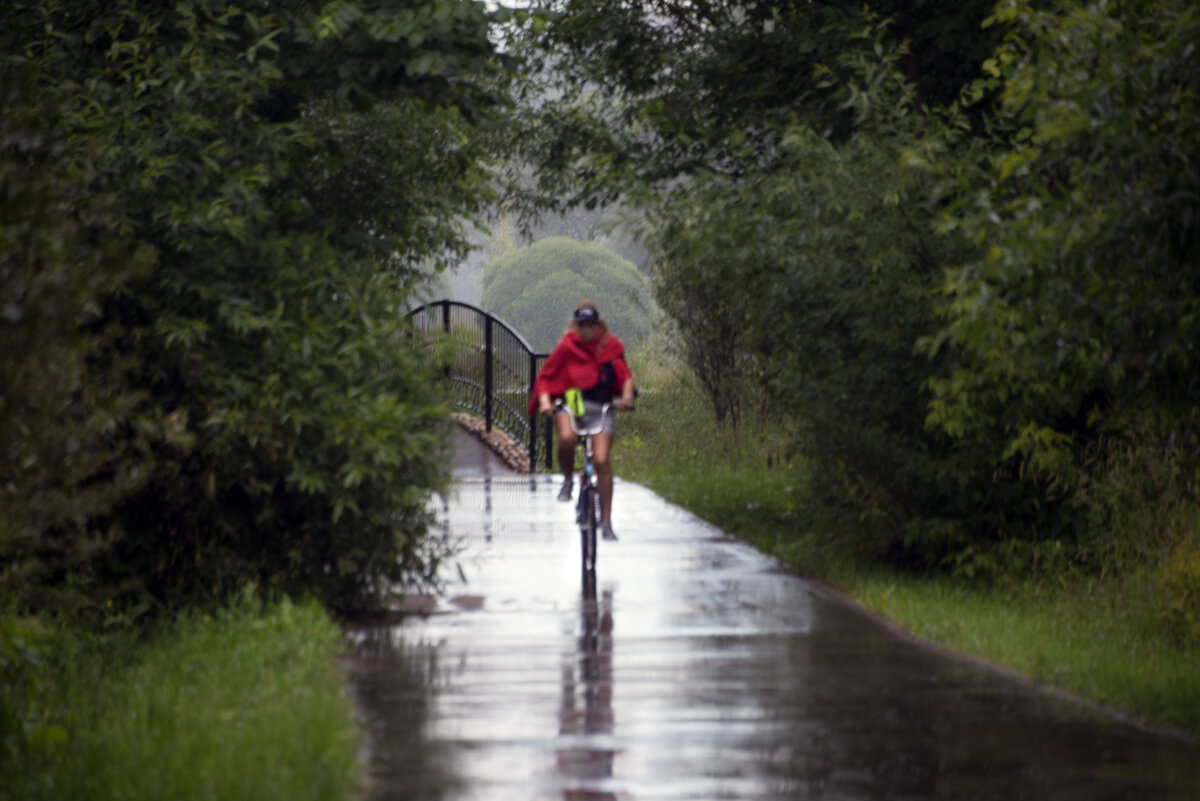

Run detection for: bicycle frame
[[557, 401, 613, 575]]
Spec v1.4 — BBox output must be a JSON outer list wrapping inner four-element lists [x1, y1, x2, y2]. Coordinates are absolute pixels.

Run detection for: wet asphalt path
[[343, 433, 1200, 800]]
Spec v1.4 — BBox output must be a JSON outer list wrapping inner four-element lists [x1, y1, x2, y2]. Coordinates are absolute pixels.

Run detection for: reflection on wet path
[[344, 456, 1200, 800], [557, 577, 616, 799]]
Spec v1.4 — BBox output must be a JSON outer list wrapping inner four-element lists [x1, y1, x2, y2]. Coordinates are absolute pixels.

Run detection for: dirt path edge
[[452, 412, 534, 473]]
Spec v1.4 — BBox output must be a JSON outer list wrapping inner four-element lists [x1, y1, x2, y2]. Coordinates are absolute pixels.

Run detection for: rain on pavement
[[342, 432, 1200, 800]]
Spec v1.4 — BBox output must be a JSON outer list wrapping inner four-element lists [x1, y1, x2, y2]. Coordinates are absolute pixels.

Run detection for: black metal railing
[[407, 300, 553, 471]]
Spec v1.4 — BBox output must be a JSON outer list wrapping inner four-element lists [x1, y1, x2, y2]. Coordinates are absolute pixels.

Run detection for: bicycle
[[555, 396, 614, 575]]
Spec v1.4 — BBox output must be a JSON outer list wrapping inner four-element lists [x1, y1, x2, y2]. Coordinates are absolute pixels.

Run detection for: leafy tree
[[921, 0, 1200, 570], [518, 3, 1066, 567], [1, 0, 518, 613], [522, 204, 648, 270], [480, 236, 656, 351], [510, 2, 1009, 443], [514, 0, 1000, 207], [643, 35, 1035, 561], [927, 0, 1200, 463], [513, 0, 1200, 587], [647, 214, 762, 426]]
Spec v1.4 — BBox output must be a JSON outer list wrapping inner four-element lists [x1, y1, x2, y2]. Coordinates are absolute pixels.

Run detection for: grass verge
[[614, 354, 1200, 738], [3, 591, 360, 801]]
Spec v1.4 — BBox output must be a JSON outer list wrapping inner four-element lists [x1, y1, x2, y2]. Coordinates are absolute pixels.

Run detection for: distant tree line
[[480, 237, 656, 352]]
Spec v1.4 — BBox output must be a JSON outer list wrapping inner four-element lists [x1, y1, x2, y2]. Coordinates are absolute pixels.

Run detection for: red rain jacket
[[528, 331, 634, 416]]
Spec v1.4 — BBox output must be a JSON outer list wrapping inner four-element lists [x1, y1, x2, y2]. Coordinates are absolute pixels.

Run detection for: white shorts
[[557, 398, 616, 436]]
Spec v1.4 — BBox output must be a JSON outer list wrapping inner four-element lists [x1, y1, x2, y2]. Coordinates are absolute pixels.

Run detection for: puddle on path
[[344, 467, 1200, 800]]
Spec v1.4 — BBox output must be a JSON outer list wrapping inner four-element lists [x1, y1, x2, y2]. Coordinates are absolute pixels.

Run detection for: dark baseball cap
[[573, 306, 600, 323]]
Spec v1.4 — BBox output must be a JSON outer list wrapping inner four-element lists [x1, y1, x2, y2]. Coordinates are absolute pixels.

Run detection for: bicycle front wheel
[[579, 484, 598, 573]]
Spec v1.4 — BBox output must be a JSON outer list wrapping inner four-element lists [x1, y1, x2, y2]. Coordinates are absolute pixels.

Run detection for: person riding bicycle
[[529, 301, 635, 541]]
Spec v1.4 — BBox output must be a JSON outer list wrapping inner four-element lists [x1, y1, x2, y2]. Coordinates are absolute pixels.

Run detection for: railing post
[[441, 300, 450, 381], [528, 352, 538, 470], [484, 315, 494, 433]]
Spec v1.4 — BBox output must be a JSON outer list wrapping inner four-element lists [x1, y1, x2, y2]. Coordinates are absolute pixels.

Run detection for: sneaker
[[557, 480, 573, 502], [601, 522, 618, 541]]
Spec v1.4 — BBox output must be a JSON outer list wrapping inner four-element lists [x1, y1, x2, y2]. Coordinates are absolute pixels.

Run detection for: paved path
[[344, 437, 1200, 800], [450, 429, 521, 479]]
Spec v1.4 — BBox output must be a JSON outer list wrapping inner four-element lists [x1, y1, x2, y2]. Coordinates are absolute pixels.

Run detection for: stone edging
[[452, 412, 533, 473]]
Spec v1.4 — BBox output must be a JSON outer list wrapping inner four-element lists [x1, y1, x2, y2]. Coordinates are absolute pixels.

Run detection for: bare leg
[[591, 432, 614, 524], [554, 413, 578, 482]]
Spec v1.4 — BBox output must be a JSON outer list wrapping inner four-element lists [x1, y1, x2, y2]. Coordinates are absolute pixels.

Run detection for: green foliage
[[1, 0, 516, 613], [480, 236, 656, 351], [1157, 538, 1200, 646], [305, 95, 500, 274], [642, 27, 1038, 563], [0, 614, 54, 782], [0, 72, 160, 611], [2, 594, 358, 801], [520, 0, 1200, 592], [513, 1, 999, 207], [515, 4, 1035, 568], [614, 347, 812, 557], [926, 0, 1200, 486], [918, 0, 1200, 577], [648, 215, 763, 426]]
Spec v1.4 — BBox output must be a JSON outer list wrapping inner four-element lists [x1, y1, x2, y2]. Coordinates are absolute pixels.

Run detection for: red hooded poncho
[[528, 330, 634, 416]]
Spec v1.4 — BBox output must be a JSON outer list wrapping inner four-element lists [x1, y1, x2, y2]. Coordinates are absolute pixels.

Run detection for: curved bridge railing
[[408, 300, 552, 471]]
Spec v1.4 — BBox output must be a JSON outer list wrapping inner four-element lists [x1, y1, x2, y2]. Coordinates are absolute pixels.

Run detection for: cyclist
[[529, 301, 635, 540]]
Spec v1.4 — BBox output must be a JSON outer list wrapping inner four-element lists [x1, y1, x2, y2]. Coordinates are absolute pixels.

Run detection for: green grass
[[4, 592, 360, 801], [852, 575, 1200, 734], [614, 355, 1200, 738]]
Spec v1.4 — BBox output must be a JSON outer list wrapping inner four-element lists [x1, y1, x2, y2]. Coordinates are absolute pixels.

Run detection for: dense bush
[[0, 73, 158, 612], [643, 54, 1035, 563], [480, 236, 656, 351], [0, 0, 516, 614], [925, 0, 1200, 509]]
